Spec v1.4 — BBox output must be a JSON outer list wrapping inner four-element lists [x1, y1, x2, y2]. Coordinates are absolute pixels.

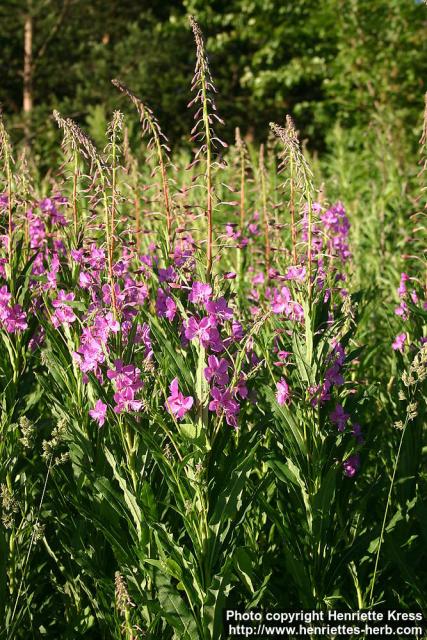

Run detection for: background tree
[[0, 0, 426, 161]]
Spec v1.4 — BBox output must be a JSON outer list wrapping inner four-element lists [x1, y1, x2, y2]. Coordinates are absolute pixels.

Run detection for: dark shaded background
[[0, 0, 426, 162]]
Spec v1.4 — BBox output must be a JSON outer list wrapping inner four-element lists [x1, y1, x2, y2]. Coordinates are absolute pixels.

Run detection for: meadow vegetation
[[0, 16, 426, 640]]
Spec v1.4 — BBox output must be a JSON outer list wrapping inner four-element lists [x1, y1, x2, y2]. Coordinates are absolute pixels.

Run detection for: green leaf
[[153, 570, 199, 640], [104, 447, 142, 541], [203, 559, 234, 640]]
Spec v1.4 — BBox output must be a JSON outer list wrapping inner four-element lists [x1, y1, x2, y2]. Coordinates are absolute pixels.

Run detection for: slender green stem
[[307, 193, 313, 302], [239, 142, 245, 232], [111, 126, 117, 278], [72, 152, 78, 237], [125, 424, 138, 493], [289, 153, 297, 264], [9, 457, 52, 632], [200, 65, 213, 282], [237, 138, 245, 278], [368, 421, 407, 606], [153, 132, 172, 252], [6, 157, 13, 267], [260, 144, 270, 277], [98, 164, 116, 316]]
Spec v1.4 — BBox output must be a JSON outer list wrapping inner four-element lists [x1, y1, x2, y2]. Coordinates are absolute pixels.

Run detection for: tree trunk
[[23, 7, 33, 145]]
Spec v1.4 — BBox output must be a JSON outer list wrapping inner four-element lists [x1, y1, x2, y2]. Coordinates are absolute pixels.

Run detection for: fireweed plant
[[0, 19, 426, 640]]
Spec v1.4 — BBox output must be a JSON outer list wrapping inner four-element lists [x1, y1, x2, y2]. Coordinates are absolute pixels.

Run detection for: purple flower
[[39, 196, 68, 226], [234, 374, 248, 399], [29, 326, 45, 351], [248, 223, 259, 236], [2, 305, 28, 333], [139, 322, 153, 360], [156, 288, 177, 321], [165, 378, 194, 419], [208, 387, 239, 427], [204, 355, 229, 386], [27, 211, 46, 249], [252, 272, 265, 286], [394, 301, 408, 320], [270, 286, 304, 322], [53, 239, 66, 256], [73, 338, 105, 374], [320, 201, 351, 263], [276, 378, 291, 405], [87, 244, 106, 271], [113, 259, 128, 277], [410, 290, 419, 304], [225, 223, 237, 238], [188, 281, 212, 304], [325, 363, 344, 387], [231, 321, 244, 341], [330, 404, 350, 432], [309, 381, 331, 406], [185, 316, 204, 342], [71, 248, 84, 264], [44, 253, 60, 291], [72, 310, 121, 378], [113, 387, 143, 414], [140, 253, 154, 269], [162, 298, 175, 322], [0, 285, 11, 307], [205, 297, 233, 323], [392, 332, 406, 353], [106, 360, 144, 414], [107, 360, 143, 393], [343, 454, 360, 478], [89, 400, 107, 427], [397, 272, 409, 299], [88, 314, 119, 345], [271, 287, 291, 314], [29, 252, 44, 278], [330, 342, 345, 366], [273, 351, 291, 366], [285, 266, 306, 281], [123, 276, 149, 308], [352, 423, 364, 444], [185, 316, 222, 351], [52, 290, 77, 327], [102, 284, 126, 309], [158, 266, 176, 283], [173, 242, 195, 268], [287, 300, 304, 322]]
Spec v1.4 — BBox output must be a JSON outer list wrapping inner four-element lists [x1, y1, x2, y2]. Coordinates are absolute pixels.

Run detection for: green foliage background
[[1, 0, 426, 159]]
